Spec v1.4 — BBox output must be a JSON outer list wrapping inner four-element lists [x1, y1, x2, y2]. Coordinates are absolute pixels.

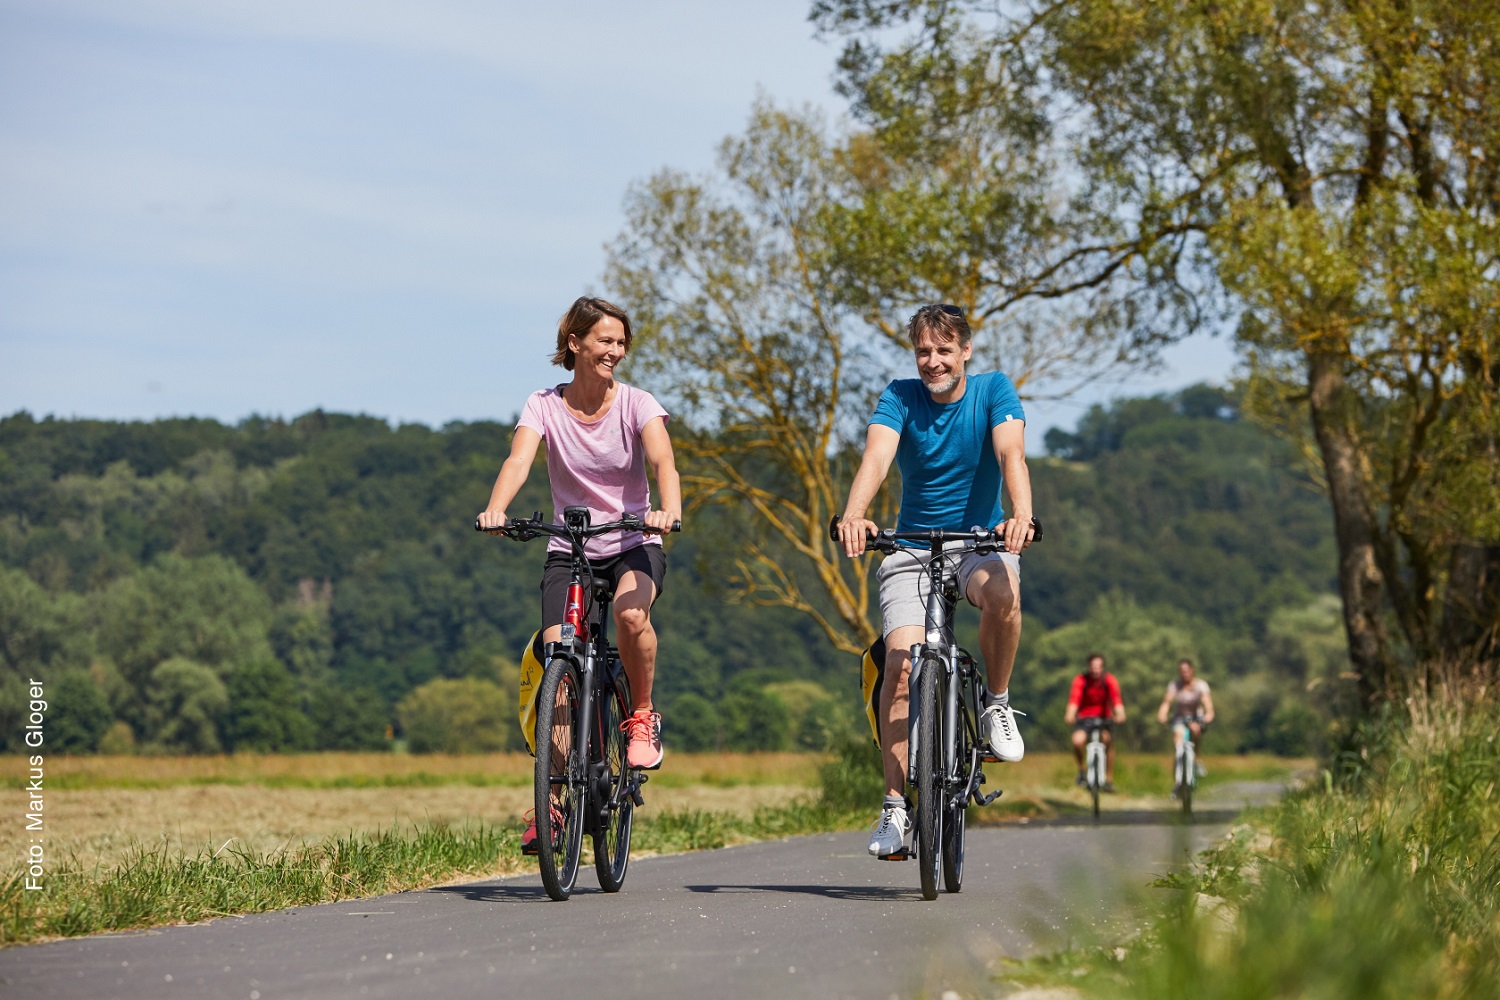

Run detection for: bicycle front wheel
[[942, 674, 972, 893], [534, 657, 586, 901], [1180, 744, 1194, 818], [1089, 745, 1102, 820], [594, 676, 634, 892], [913, 656, 941, 901]]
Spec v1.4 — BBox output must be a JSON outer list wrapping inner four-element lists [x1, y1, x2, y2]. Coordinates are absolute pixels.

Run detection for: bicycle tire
[[1089, 742, 1102, 820], [913, 655, 941, 901], [593, 676, 634, 892], [941, 678, 970, 893], [534, 657, 586, 901], [1181, 742, 1194, 818]]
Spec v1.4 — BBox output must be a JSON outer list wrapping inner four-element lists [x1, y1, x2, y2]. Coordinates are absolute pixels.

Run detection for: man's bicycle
[[831, 516, 1039, 901], [1081, 718, 1110, 820], [1171, 718, 1199, 818], [476, 506, 678, 901]]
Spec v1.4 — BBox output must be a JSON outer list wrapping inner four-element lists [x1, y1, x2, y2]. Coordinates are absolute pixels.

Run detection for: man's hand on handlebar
[[837, 515, 879, 558], [997, 515, 1037, 554], [476, 509, 508, 534]]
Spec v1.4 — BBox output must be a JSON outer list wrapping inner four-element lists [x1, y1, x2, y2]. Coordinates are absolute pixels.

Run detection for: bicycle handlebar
[[475, 512, 681, 541], [827, 514, 1041, 553]]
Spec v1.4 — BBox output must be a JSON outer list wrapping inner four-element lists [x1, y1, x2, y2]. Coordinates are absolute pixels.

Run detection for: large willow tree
[[814, 0, 1500, 696]]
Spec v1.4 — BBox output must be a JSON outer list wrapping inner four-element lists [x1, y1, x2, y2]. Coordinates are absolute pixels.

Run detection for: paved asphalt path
[[2, 790, 1266, 1000]]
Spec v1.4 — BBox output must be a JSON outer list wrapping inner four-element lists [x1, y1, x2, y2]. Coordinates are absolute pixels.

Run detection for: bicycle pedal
[[980, 754, 1001, 764], [877, 849, 912, 862]]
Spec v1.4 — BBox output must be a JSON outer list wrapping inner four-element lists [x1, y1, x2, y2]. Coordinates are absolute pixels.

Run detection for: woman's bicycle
[[1171, 718, 1199, 818], [1081, 718, 1110, 820], [830, 516, 1039, 901], [476, 506, 678, 901]]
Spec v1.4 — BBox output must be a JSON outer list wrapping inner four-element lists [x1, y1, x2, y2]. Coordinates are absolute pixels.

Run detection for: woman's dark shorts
[[540, 542, 667, 631]]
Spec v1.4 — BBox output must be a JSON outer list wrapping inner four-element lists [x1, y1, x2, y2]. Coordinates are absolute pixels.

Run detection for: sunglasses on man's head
[[936, 304, 964, 317]]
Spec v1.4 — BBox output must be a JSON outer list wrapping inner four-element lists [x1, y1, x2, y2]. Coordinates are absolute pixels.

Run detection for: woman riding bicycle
[[477, 296, 682, 851], [1156, 658, 1214, 776]]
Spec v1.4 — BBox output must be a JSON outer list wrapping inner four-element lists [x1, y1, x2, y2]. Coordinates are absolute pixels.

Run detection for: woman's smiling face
[[570, 316, 628, 379]]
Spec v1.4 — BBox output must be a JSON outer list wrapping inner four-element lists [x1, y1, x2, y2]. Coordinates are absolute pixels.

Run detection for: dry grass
[[1, 750, 818, 789]]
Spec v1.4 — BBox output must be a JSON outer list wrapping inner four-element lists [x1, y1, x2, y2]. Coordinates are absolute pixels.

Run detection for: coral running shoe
[[520, 805, 564, 856], [621, 710, 663, 770]]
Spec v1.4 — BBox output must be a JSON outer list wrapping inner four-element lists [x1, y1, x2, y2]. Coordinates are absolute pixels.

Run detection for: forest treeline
[[0, 384, 1346, 757]]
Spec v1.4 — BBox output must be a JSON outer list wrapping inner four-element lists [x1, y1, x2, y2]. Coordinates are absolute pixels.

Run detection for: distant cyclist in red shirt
[[1064, 653, 1126, 792]]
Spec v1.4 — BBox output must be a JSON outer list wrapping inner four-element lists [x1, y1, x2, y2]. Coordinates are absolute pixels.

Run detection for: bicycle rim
[[535, 659, 585, 901], [594, 680, 633, 892], [914, 657, 941, 901]]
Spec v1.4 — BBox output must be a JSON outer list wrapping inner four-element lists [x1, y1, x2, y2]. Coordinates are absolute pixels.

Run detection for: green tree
[[305, 683, 390, 751], [144, 658, 229, 753], [815, 0, 1500, 697], [97, 554, 273, 687], [397, 677, 509, 754], [717, 678, 791, 751], [46, 671, 115, 753], [222, 658, 315, 752]]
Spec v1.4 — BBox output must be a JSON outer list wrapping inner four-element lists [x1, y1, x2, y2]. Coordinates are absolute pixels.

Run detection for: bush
[[818, 734, 884, 811], [396, 677, 509, 753]]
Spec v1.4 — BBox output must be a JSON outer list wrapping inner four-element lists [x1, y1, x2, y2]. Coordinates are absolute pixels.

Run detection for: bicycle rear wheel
[[913, 655, 941, 901], [593, 674, 634, 892], [534, 658, 586, 901], [942, 677, 966, 893]]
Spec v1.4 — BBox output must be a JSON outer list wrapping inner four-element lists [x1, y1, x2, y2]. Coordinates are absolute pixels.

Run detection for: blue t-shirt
[[870, 371, 1025, 536]]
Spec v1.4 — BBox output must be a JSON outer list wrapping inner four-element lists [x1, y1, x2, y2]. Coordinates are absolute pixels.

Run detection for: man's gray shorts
[[877, 544, 1021, 639]]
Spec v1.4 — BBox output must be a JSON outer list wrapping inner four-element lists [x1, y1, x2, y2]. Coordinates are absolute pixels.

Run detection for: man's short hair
[[1087, 653, 1105, 665], [907, 304, 972, 349]]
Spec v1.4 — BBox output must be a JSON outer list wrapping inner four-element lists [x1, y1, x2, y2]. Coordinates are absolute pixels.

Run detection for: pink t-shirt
[[517, 382, 669, 559]]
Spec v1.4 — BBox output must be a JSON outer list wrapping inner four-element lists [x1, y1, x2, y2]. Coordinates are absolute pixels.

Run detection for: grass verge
[[1, 799, 867, 947], [996, 666, 1500, 999]]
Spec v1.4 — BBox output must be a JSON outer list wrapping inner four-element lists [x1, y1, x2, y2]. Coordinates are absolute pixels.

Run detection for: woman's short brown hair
[[551, 296, 633, 371], [907, 303, 972, 349]]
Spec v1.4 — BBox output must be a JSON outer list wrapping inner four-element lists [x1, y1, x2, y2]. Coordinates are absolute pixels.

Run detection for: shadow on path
[[1021, 807, 1242, 828], [427, 882, 556, 903], [683, 883, 924, 902]]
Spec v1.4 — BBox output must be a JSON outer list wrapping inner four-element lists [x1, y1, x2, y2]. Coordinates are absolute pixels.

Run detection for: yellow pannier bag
[[861, 635, 888, 747], [517, 631, 546, 755]]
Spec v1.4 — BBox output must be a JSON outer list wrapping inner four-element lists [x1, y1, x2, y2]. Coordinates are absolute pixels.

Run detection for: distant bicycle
[[830, 516, 1039, 900], [1081, 719, 1111, 820], [477, 507, 678, 900], [1171, 717, 1199, 817]]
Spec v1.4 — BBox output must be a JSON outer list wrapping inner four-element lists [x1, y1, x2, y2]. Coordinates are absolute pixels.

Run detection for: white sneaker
[[867, 804, 911, 857], [981, 704, 1025, 762]]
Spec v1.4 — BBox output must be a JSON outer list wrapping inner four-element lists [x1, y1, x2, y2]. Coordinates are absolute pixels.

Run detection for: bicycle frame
[[905, 564, 991, 814]]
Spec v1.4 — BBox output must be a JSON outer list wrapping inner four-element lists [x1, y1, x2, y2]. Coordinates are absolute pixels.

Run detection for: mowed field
[[3, 751, 1302, 872]]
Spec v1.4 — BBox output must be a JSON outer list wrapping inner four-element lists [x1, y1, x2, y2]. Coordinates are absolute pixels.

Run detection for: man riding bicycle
[[477, 296, 682, 851], [836, 304, 1036, 858], [1064, 653, 1126, 792], [1156, 658, 1214, 778]]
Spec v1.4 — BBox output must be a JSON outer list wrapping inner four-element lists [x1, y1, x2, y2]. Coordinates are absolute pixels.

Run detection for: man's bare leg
[[880, 625, 924, 798], [966, 561, 1022, 694]]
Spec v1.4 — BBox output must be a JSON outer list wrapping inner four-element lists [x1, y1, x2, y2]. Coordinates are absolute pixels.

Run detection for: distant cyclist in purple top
[[478, 297, 682, 804], [836, 304, 1036, 858]]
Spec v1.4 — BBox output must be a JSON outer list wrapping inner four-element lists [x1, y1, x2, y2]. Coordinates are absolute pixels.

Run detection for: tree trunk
[[1305, 350, 1392, 701]]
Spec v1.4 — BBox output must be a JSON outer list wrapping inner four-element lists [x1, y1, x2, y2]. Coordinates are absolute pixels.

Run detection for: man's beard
[[923, 370, 961, 396]]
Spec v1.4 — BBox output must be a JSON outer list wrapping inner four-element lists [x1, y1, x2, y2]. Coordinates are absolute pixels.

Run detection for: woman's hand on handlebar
[[476, 509, 508, 534], [643, 508, 681, 534], [837, 515, 879, 558]]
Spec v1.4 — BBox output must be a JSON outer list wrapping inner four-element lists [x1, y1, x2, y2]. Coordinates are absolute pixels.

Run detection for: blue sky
[[0, 0, 1234, 439]]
